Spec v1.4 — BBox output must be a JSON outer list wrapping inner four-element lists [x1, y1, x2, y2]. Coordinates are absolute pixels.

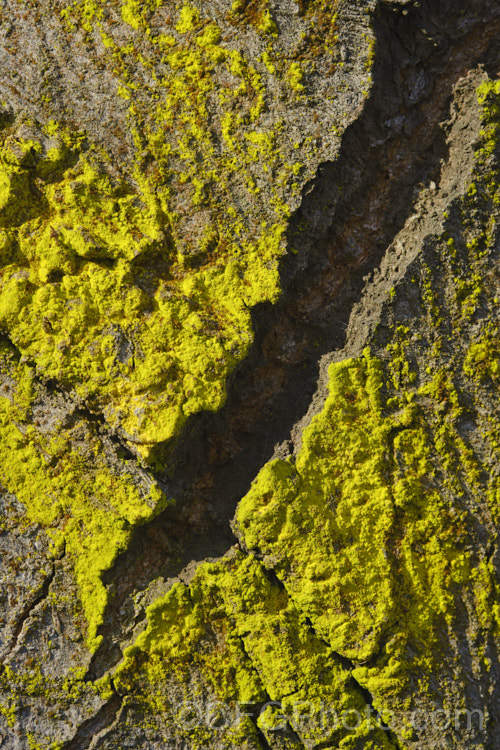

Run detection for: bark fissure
[[0, 542, 66, 662], [86, 0, 500, 681], [60, 687, 123, 750]]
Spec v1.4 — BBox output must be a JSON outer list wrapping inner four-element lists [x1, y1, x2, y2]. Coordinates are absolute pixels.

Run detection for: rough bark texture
[[0, 0, 499, 748]]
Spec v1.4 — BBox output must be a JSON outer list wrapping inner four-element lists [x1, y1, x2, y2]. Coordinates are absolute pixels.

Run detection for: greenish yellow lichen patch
[[0, 663, 97, 749], [477, 78, 500, 163], [238, 352, 397, 663], [114, 349, 496, 742], [235, 348, 484, 718], [463, 322, 500, 384], [115, 551, 395, 747], [287, 62, 305, 92], [229, 0, 277, 36], [108, 312, 497, 740], [0, 128, 283, 458], [121, 0, 161, 30], [0, 340, 168, 651], [3, 0, 375, 463]]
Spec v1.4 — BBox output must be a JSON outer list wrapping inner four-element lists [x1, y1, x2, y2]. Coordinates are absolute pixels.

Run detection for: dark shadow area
[[87, 0, 500, 680]]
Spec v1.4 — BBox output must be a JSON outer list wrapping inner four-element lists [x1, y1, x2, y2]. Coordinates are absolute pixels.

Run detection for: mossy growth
[[0, 339, 169, 651]]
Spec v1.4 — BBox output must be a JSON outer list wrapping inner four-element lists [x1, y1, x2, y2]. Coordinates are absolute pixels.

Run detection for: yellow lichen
[[0, 341, 169, 651]]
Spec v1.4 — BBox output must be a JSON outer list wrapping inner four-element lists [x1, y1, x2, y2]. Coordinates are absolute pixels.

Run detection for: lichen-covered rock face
[[0, 0, 499, 748]]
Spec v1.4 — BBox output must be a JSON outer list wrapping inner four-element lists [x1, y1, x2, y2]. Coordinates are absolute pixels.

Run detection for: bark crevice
[[31, 0, 500, 683]]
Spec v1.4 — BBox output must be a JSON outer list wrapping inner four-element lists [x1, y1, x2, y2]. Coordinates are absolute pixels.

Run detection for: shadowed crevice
[[86, 0, 500, 680]]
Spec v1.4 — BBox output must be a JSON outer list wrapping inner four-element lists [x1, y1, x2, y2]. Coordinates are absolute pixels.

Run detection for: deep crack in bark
[[85, 0, 500, 682]]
